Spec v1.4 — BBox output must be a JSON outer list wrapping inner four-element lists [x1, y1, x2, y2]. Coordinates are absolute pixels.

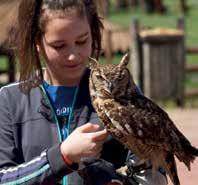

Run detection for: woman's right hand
[[60, 123, 108, 163]]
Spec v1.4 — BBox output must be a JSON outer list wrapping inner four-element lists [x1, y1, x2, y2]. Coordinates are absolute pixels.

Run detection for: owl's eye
[[95, 74, 103, 80], [118, 74, 124, 80]]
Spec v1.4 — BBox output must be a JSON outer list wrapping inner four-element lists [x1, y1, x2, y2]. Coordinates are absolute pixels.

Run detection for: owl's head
[[89, 54, 136, 101]]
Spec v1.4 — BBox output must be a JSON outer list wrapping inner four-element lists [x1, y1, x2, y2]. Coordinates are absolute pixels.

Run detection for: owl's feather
[[89, 54, 198, 185]]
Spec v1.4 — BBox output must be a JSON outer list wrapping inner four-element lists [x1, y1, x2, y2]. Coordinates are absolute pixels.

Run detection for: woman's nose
[[68, 53, 79, 62], [64, 45, 79, 62]]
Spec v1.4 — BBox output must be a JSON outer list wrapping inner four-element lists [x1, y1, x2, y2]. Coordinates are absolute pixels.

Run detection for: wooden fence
[[185, 48, 198, 98], [97, 0, 189, 16], [102, 18, 198, 105]]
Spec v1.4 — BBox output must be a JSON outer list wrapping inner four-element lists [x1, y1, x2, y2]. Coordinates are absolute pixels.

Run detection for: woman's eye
[[76, 40, 87, 46], [52, 44, 65, 50]]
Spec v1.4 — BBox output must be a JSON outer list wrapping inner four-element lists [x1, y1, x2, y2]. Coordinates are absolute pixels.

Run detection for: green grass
[[100, 54, 123, 64], [0, 57, 9, 70]]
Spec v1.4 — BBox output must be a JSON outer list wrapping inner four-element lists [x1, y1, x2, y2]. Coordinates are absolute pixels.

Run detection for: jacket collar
[[38, 68, 94, 121]]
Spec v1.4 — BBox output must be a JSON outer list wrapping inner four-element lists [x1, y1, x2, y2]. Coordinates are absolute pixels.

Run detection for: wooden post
[[130, 0, 139, 7], [177, 17, 185, 31], [139, 28, 185, 105], [97, 0, 110, 17], [176, 17, 185, 106], [154, 0, 163, 13], [115, 0, 129, 10], [180, 0, 189, 14], [129, 19, 143, 91], [139, 0, 145, 10], [105, 30, 113, 64], [130, 18, 186, 105]]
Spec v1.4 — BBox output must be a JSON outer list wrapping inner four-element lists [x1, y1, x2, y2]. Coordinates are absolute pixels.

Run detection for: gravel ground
[[166, 108, 198, 185]]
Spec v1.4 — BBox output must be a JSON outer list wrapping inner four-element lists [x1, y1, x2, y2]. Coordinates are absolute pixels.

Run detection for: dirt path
[[166, 108, 198, 185]]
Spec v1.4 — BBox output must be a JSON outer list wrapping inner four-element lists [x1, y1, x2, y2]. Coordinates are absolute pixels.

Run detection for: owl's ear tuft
[[119, 53, 130, 67], [88, 57, 99, 69]]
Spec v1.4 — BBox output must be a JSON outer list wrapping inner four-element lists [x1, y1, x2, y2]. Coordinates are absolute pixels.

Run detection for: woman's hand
[[60, 123, 108, 163]]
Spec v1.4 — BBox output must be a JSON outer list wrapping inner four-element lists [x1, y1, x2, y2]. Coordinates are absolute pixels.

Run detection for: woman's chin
[[61, 67, 86, 85]]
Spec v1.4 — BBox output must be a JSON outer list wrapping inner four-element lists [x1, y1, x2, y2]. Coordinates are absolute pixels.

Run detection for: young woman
[[0, 0, 167, 184]]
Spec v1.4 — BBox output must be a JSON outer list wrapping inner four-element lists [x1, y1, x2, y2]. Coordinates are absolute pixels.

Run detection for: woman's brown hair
[[17, 0, 103, 93]]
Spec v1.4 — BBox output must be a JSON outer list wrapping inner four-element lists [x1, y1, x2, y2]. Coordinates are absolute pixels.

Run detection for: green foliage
[[0, 57, 8, 70]]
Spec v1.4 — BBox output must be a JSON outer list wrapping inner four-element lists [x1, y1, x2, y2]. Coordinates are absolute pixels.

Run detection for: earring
[[36, 45, 40, 52]]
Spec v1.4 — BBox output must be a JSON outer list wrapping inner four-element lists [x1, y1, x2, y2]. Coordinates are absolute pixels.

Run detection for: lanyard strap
[[62, 86, 79, 139], [40, 84, 62, 141], [40, 84, 79, 140], [39, 84, 79, 185]]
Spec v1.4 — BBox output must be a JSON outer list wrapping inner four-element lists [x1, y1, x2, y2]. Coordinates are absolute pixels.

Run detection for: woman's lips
[[64, 63, 83, 71], [63, 63, 83, 70]]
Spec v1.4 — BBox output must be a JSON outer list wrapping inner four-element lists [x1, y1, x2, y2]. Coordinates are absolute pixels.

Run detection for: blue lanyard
[[62, 86, 79, 140], [40, 84, 79, 185]]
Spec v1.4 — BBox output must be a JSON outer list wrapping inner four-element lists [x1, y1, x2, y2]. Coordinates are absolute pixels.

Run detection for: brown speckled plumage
[[89, 54, 198, 185]]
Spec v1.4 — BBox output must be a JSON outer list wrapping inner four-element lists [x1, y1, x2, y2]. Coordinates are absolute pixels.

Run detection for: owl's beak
[[108, 82, 113, 92]]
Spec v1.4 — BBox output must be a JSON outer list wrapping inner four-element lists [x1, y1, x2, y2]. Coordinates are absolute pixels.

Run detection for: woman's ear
[[35, 34, 42, 53]]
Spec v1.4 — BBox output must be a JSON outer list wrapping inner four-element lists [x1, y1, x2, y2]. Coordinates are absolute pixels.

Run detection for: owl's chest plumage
[[91, 96, 158, 156]]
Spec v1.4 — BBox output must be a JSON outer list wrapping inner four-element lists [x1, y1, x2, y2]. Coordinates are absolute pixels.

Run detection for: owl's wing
[[102, 97, 180, 152]]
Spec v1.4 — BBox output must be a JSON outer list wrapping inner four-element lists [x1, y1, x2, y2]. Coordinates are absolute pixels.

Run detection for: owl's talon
[[116, 165, 128, 176]]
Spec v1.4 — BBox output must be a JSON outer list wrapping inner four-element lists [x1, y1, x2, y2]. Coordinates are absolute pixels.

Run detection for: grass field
[[0, 56, 9, 70]]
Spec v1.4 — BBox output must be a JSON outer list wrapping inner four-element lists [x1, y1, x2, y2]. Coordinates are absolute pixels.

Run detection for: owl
[[88, 54, 198, 185]]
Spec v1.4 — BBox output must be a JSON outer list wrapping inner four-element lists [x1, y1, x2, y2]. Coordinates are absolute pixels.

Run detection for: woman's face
[[39, 10, 92, 86]]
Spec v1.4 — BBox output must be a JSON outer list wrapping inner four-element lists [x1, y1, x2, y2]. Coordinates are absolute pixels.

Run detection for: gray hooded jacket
[[0, 69, 167, 185]]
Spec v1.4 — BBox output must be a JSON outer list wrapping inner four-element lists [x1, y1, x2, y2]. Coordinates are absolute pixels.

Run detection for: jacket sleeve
[[0, 87, 76, 185]]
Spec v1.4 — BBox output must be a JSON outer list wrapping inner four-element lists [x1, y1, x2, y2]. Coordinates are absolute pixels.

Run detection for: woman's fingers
[[77, 123, 99, 133], [77, 123, 108, 141], [60, 123, 108, 163], [89, 129, 108, 142]]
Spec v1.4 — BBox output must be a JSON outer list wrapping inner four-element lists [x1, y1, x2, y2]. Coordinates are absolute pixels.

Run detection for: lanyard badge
[[40, 85, 79, 185]]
